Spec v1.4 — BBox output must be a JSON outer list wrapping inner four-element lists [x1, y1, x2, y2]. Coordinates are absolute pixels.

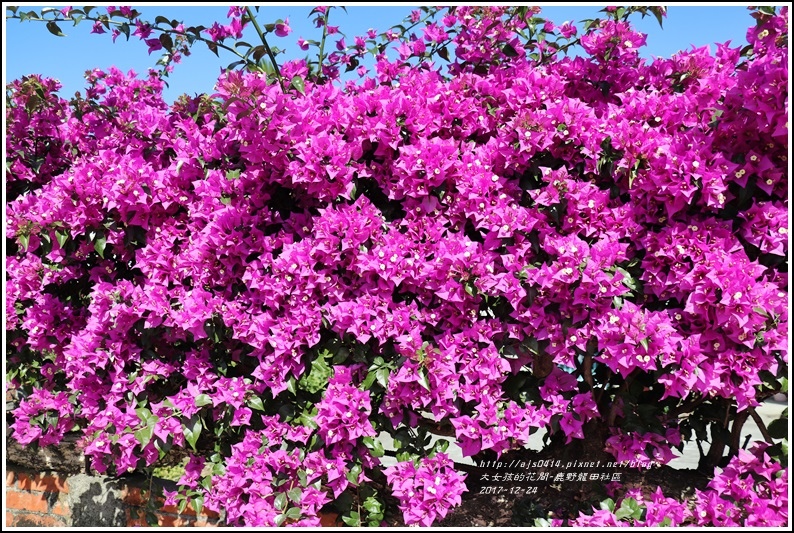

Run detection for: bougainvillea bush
[[5, 5, 789, 527]]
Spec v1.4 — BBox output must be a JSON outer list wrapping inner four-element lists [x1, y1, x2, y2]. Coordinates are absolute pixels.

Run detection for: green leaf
[[225, 169, 241, 180], [613, 497, 643, 521], [615, 266, 637, 290], [376, 367, 390, 388], [286, 376, 298, 395], [362, 371, 377, 390], [342, 512, 361, 527], [299, 354, 333, 394], [287, 487, 302, 503], [346, 464, 362, 485], [135, 407, 153, 422], [362, 437, 385, 457], [501, 43, 519, 57], [285, 507, 302, 521], [417, 368, 431, 391], [767, 417, 789, 440], [752, 306, 769, 318], [614, 505, 633, 520], [194, 394, 212, 407], [191, 494, 204, 516], [18, 233, 29, 252], [290, 75, 305, 95], [362, 496, 382, 514], [119, 22, 130, 40], [134, 424, 155, 447], [153, 436, 172, 459], [46, 20, 66, 36], [55, 230, 69, 248], [159, 33, 174, 50], [247, 396, 265, 411], [94, 234, 107, 258], [184, 415, 202, 451], [639, 337, 649, 351], [433, 439, 450, 454], [251, 45, 267, 64], [600, 497, 616, 512], [652, 10, 664, 29], [274, 492, 287, 511]]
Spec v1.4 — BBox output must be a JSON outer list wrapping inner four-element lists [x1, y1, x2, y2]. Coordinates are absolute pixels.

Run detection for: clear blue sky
[[4, 4, 756, 102]]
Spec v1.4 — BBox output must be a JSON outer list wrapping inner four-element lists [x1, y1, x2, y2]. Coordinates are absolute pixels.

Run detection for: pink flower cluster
[[693, 444, 788, 527], [315, 366, 377, 447], [203, 419, 337, 526], [384, 453, 467, 527], [8, 389, 74, 446], [561, 444, 787, 526]]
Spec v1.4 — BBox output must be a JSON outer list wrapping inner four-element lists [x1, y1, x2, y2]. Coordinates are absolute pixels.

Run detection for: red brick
[[121, 486, 149, 506], [320, 512, 340, 527], [200, 507, 220, 519], [127, 516, 148, 527], [156, 497, 195, 516], [157, 497, 220, 519], [16, 472, 69, 494], [6, 471, 16, 487], [5, 490, 49, 513], [159, 502, 180, 515], [6, 512, 15, 528], [158, 513, 187, 527], [51, 500, 70, 517], [156, 496, 220, 518], [126, 508, 148, 527], [194, 518, 222, 527], [10, 513, 67, 527]]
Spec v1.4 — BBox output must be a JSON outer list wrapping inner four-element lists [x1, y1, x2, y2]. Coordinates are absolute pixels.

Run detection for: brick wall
[[5, 467, 223, 527]]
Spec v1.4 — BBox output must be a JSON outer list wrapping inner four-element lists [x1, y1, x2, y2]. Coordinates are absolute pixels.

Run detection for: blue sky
[[4, 4, 757, 102]]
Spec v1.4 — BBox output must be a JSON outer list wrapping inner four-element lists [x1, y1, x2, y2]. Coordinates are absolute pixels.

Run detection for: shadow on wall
[[67, 474, 126, 527]]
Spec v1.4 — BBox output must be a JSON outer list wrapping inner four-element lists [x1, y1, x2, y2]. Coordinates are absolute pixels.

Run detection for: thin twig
[[316, 8, 330, 81], [748, 407, 774, 444], [7, 13, 252, 67], [582, 352, 594, 388], [245, 6, 285, 92]]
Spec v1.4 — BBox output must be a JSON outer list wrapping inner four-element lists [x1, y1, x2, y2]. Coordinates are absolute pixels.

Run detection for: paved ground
[[668, 395, 788, 470], [380, 396, 789, 470]]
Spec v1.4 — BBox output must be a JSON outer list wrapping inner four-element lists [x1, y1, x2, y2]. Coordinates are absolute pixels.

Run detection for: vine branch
[[245, 6, 285, 92], [748, 407, 774, 444]]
